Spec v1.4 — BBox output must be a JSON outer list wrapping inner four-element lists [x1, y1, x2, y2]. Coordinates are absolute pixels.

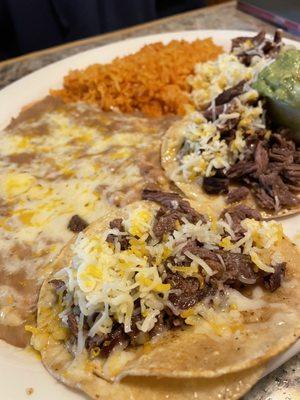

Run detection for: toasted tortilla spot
[[34, 202, 300, 382], [161, 119, 300, 219]]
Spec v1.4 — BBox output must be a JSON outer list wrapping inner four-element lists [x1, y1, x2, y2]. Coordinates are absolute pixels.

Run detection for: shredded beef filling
[[165, 270, 213, 310], [100, 324, 130, 358], [198, 82, 299, 212], [211, 80, 246, 109], [189, 31, 298, 212], [68, 215, 89, 232], [142, 189, 206, 240], [263, 262, 285, 292], [152, 208, 183, 241], [54, 191, 286, 358], [67, 312, 79, 336], [203, 175, 229, 195], [203, 84, 246, 124], [225, 133, 300, 211], [179, 239, 258, 286], [221, 204, 261, 240], [226, 186, 249, 204], [231, 30, 282, 66], [106, 218, 130, 250], [142, 189, 204, 222]]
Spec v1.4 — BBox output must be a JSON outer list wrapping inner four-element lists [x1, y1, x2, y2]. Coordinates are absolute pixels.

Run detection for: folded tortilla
[[32, 200, 300, 391], [39, 329, 265, 400], [161, 118, 300, 219]]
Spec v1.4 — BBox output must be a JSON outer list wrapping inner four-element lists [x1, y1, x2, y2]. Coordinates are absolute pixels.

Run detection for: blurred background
[[1, 0, 298, 62], [0, 0, 223, 61]]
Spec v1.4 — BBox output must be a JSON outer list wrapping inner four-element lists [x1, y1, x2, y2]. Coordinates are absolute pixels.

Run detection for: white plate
[[0, 30, 299, 399]]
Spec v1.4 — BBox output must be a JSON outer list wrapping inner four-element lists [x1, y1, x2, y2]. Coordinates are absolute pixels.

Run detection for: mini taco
[[32, 189, 300, 397], [162, 31, 300, 218]]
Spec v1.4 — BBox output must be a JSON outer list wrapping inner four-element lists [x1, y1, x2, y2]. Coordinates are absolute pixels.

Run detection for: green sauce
[[253, 49, 300, 108]]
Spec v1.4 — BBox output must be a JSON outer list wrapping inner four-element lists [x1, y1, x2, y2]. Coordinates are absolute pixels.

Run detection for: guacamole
[[253, 49, 300, 108]]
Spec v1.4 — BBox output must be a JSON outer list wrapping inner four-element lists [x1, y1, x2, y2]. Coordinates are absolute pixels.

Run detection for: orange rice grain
[[52, 39, 223, 117]]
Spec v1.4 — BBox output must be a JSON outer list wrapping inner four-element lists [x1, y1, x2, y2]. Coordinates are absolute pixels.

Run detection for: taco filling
[[171, 31, 300, 213], [48, 190, 288, 364]]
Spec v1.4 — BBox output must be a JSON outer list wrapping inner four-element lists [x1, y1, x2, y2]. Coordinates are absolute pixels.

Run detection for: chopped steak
[[253, 187, 275, 210], [153, 208, 182, 241], [164, 308, 185, 328], [263, 263, 286, 292], [67, 312, 78, 336], [203, 176, 229, 195], [231, 30, 282, 66], [127, 320, 150, 346], [165, 271, 209, 310], [100, 324, 129, 358], [221, 204, 261, 238], [272, 132, 295, 151], [106, 234, 130, 250], [283, 164, 300, 184], [49, 279, 66, 292], [269, 148, 293, 164], [231, 30, 266, 53], [142, 189, 183, 208], [274, 29, 283, 44], [106, 218, 130, 250], [204, 88, 244, 123], [145, 190, 208, 241], [181, 240, 257, 286], [215, 250, 257, 285], [222, 204, 261, 222], [203, 103, 227, 121], [67, 215, 88, 233], [150, 309, 184, 337], [218, 116, 240, 137], [226, 186, 249, 204], [142, 189, 205, 224], [259, 173, 299, 208], [214, 80, 246, 106], [269, 133, 295, 163], [85, 309, 183, 356], [255, 141, 269, 174], [149, 312, 168, 337], [294, 150, 300, 164], [85, 333, 106, 353], [109, 218, 124, 231], [226, 161, 257, 179], [182, 240, 217, 261], [223, 131, 300, 211]]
